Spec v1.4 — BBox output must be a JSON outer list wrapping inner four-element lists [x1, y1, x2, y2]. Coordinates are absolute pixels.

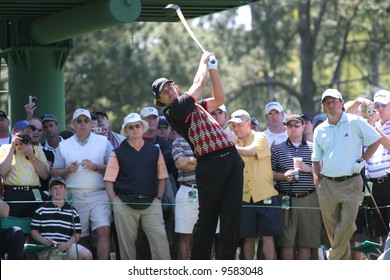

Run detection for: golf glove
[[352, 158, 366, 174], [208, 56, 218, 70]]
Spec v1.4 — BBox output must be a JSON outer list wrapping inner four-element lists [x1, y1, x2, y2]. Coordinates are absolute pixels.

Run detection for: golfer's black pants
[[191, 150, 244, 260]]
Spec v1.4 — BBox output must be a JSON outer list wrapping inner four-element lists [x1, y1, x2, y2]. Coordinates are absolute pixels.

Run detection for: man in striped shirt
[[366, 89, 390, 248], [271, 114, 321, 260], [30, 177, 92, 260]]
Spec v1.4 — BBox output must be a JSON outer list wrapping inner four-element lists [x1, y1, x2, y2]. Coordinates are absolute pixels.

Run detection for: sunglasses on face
[[75, 118, 90, 124], [287, 123, 302, 128], [374, 102, 387, 108], [158, 125, 169, 129], [126, 124, 142, 130], [33, 128, 43, 132]]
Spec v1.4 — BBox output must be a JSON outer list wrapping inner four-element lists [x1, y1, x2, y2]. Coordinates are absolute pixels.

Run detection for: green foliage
[[62, 0, 390, 131]]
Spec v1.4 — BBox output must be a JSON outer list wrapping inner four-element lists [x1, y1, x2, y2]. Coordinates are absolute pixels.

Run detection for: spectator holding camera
[[0, 120, 50, 217]]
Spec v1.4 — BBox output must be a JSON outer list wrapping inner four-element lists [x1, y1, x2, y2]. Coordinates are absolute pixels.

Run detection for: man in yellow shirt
[[0, 120, 49, 217], [229, 109, 280, 260]]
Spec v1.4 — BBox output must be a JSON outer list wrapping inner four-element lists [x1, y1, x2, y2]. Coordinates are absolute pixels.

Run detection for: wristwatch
[[189, 156, 194, 163], [93, 164, 98, 172]]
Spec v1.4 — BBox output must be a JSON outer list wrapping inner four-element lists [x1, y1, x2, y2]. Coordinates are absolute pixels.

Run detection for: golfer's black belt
[[323, 173, 360, 182]]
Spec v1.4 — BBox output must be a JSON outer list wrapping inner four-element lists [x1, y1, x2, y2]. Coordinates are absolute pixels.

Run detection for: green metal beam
[[30, 0, 141, 45]]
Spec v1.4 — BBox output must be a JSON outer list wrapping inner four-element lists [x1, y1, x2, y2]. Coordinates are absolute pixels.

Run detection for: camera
[[92, 127, 103, 134], [19, 134, 31, 144], [29, 96, 38, 107], [290, 170, 299, 176], [367, 106, 374, 116]]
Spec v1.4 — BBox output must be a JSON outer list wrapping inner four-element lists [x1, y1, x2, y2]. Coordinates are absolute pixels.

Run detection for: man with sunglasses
[[152, 52, 244, 260], [0, 120, 50, 217], [104, 112, 170, 260], [312, 89, 381, 260], [365, 89, 390, 251], [52, 108, 114, 260], [271, 114, 321, 259]]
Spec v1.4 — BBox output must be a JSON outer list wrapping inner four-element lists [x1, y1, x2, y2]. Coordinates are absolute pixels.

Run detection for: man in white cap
[[52, 108, 114, 260], [104, 113, 170, 260], [365, 89, 390, 250], [264, 101, 288, 147], [229, 109, 279, 260], [211, 104, 237, 142], [312, 89, 381, 260]]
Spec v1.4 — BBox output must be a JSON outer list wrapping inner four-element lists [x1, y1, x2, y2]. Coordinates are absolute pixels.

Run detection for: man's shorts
[[240, 195, 281, 238], [68, 190, 112, 237]]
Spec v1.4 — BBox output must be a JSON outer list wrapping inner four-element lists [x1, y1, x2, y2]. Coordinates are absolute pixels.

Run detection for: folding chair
[[352, 240, 382, 260]]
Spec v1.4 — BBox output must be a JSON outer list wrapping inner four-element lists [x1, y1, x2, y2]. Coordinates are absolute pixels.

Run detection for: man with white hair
[[52, 108, 113, 260]]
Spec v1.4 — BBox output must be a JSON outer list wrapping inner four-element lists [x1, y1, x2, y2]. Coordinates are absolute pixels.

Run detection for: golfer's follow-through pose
[[153, 52, 244, 260]]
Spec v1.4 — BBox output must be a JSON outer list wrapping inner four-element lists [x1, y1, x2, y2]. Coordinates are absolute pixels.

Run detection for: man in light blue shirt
[[312, 89, 381, 260]]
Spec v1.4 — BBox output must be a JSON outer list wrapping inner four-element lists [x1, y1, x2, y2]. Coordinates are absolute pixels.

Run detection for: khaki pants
[[317, 175, 362, 260], [112, 196, 170, 260]]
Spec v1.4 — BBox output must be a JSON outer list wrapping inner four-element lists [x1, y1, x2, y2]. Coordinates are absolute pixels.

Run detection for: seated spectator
[[31, 177, 92, 260], [0, 198, 25, 259]]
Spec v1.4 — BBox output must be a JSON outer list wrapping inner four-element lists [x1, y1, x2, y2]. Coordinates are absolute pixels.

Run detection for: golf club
[[164, 4, 216, 64]]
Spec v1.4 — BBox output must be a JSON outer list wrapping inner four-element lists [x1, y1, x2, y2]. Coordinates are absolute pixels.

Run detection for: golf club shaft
[[176, 8, 206, 53]]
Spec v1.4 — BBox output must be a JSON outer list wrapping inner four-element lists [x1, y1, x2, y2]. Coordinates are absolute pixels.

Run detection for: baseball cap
[[121, 113, 149, 135], [300, 113, 312, 123], [40, 113, 57, 123], [158, 114, 169, 125], [72, 108, 91, 120], [285, 114, 304, 124], [217, 104, 227, 114], [92, 110, 108, 118], [49, 176, 66, 189], [321, 89, 343, 103], [373, 89, 390, 105], [0, 110, 8, 119], [312, 113, 327, 126], [152, 77, 173, 97], [140, 107, 158, 118], [265, 102, 283, 114], [13, 120, 36, 132], [251, 117, 260, 127], [228, 109, 251, 124]]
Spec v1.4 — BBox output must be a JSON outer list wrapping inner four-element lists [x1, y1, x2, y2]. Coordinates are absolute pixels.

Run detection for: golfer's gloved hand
[[208, 56, 218, 70], [352, 158, 366, 174]]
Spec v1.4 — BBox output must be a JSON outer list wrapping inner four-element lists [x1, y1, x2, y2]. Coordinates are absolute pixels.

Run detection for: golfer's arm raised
[[187, 52, 212, 101]]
